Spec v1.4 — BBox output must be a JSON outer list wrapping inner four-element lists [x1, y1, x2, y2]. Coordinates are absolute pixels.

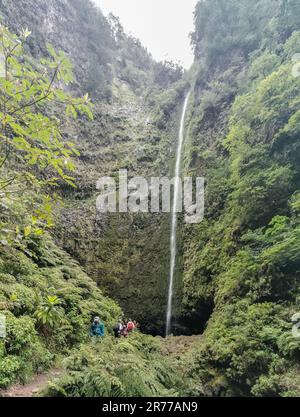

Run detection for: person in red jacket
[[127, 319, 135, 332]]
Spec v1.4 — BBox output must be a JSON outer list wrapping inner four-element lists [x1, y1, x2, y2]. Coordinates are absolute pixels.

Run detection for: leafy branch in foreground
[[0, 25, 93, 244]]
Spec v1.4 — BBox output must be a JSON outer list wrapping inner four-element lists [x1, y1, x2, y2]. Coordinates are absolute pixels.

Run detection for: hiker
[[113, 321, 123, 338], [90, 316, 105, 338], [122, 322, 128, 338], [127, 319, 135, 332]]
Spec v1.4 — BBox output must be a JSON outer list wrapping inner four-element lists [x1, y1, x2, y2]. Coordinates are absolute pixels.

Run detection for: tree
[[0, 25, 92, 243]]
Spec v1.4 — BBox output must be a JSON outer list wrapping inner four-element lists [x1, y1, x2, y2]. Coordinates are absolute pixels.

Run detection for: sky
[[92, 0, 198, 69]]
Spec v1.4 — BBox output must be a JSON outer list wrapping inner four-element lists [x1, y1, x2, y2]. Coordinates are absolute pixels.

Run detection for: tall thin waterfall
[[166, 91, 191, 337]]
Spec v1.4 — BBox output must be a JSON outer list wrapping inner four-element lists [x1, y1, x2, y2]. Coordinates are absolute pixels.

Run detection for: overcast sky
[[92, 0, 198, 68]]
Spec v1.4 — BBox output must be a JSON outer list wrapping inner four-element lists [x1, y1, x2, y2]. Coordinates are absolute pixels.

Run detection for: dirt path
[[1, 336, 201, 397], [0, 368, 63, 397]]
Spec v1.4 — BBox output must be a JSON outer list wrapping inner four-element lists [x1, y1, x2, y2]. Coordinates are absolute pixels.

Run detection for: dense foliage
[[42, 333, 188, 397], [1, 0, 299, 398], [0, 234, 121, 388], [0, 25, 120, 389], [180, 0, 300, 396]]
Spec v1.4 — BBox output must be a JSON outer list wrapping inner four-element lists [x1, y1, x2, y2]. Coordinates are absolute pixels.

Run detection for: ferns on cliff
[[0, 232, 121, 389], [181, 0, 300, 397]]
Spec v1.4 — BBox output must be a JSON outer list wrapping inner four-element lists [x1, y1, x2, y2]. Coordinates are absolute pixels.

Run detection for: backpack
[[114, 322, 122, 332]]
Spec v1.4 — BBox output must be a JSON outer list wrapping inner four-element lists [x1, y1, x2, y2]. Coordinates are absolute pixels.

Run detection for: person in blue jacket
[[90, 316, 105, 337]]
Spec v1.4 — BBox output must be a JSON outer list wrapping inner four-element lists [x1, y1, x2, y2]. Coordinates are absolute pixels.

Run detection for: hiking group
[[89, 316, 139, 338], [113, 319, 138, 338]]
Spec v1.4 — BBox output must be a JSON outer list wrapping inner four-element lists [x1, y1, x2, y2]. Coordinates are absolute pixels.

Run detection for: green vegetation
[[0, 0, 299, 398], [0, 25, 119, 389], [0, 24, 91, 245], [179, 0, 300, 397], [0, 1, 185, 393], [42, 333, 187, 397], [0, 234, 121, 388], [0, 0, 185, 333]]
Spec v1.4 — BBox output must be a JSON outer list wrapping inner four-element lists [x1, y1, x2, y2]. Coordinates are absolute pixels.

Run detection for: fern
[[42, 333, 188, 397]]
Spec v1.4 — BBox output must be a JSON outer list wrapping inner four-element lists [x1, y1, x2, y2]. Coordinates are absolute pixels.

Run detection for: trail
[[0, 336, 201, 397], [0, 368, 63, 397]]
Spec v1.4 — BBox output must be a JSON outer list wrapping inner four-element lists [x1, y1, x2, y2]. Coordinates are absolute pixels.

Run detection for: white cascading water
[[166, 91, 191, 337]]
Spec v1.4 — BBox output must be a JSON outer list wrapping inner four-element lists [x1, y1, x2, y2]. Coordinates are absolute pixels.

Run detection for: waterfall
[[166, 91, 191, 337]]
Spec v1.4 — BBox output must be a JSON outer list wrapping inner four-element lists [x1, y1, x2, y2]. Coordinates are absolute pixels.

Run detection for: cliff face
[[0, 0, 115, 97], [179, 0, 300, 397], [0, 0, 187, 334]]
